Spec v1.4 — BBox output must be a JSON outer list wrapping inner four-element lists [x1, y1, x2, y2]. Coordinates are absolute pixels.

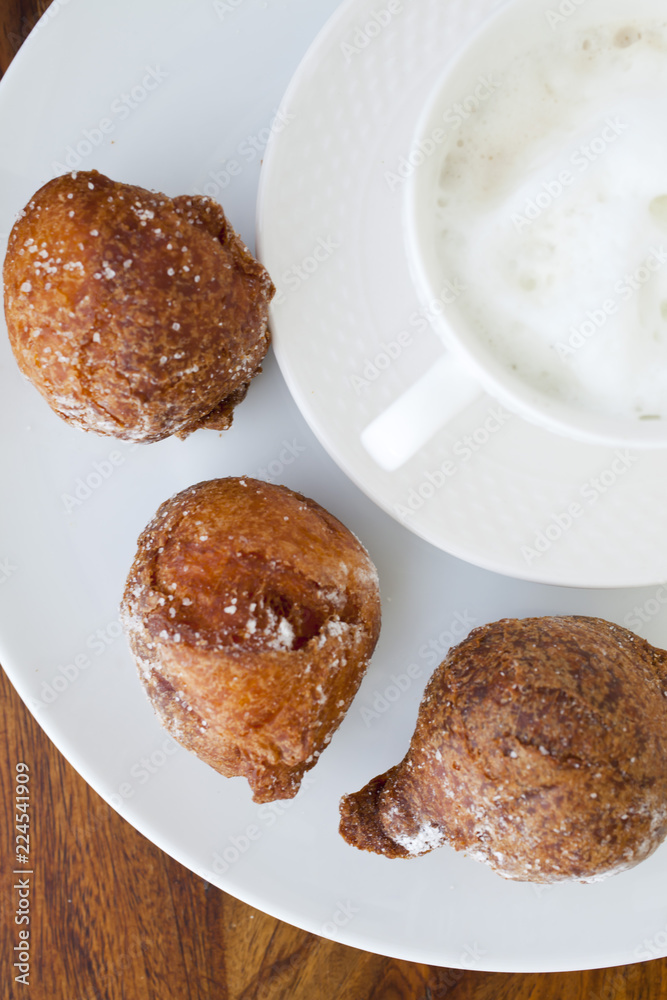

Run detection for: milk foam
[[435, 21, 667, 422]]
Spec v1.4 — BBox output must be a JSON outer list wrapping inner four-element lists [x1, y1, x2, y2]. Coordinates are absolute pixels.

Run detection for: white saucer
[[257, 0, 667, 589]]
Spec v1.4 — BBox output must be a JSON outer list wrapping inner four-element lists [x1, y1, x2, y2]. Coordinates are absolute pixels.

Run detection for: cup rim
[[403, 0, 667, 450]]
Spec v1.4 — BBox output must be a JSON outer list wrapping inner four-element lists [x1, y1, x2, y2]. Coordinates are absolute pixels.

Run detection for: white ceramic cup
[[374, 0, 667, 466]]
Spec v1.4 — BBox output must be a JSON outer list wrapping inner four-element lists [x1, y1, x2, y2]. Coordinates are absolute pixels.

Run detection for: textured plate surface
[[257, 0, 667, 589], [2, 0, 667, 974]]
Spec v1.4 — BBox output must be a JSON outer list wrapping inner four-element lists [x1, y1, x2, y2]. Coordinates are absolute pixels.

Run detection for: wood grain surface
[[1, 2, 667, 997]]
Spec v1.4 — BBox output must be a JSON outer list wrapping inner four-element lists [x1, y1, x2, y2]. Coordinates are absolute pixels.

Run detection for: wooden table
[[1, 2, 666, 997]]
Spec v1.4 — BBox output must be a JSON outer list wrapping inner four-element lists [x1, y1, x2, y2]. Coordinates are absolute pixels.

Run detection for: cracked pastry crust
[[3, 169, 273, 442], [120, 477, 382, 802], [340, 616, 667, 883]]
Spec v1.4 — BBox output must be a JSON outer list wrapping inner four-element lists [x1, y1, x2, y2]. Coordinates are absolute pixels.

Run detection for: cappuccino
[[433, 19, 667, 426]]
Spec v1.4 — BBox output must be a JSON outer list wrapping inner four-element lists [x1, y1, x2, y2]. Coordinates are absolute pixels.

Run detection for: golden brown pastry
[[120, 477, 381, 802], [340, 616, 667, 883], [3, 170, 273, 441]]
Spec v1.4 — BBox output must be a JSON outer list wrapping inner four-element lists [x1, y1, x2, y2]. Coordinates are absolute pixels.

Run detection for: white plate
[[257, 0, 667, 590], [2, 0, 667, 974]]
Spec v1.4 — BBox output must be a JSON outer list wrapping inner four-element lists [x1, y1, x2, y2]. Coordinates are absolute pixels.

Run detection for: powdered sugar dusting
[[393, 821, 447, 856]]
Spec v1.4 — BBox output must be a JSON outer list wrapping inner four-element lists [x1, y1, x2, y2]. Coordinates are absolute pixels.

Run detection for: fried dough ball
[[340, 616, 667, 883], [3, 170, 273, 441], [120, 477, 382, 802]]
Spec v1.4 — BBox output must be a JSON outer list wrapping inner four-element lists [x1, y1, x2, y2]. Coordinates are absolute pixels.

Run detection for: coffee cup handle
[[360, 353, 485, 471]]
